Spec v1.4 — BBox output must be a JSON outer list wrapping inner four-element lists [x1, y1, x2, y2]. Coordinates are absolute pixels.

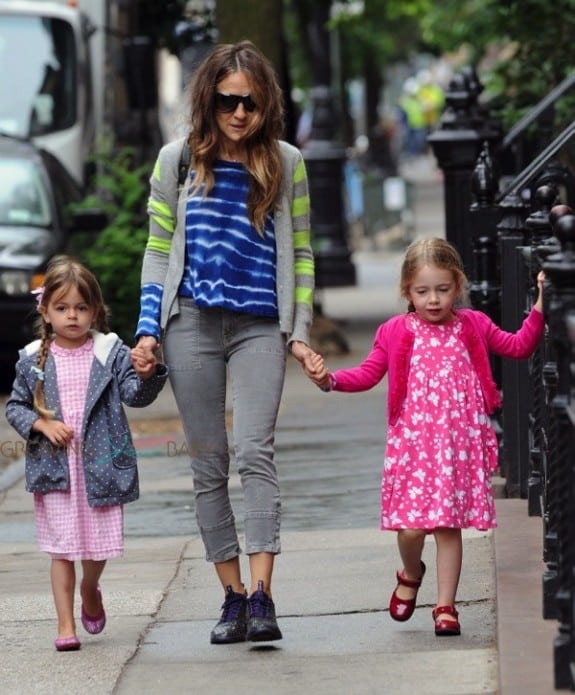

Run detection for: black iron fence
[[430, 67, 575, 690]]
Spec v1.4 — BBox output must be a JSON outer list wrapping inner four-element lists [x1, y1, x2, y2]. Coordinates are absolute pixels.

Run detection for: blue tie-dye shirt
[[178, 160, 278, 316]]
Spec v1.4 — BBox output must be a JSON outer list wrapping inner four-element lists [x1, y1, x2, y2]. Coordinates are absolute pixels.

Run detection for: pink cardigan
[[331, 308, 545, 425]]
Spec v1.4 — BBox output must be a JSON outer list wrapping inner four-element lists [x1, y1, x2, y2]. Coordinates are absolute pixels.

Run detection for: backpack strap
[[178, 141, 191, 186]]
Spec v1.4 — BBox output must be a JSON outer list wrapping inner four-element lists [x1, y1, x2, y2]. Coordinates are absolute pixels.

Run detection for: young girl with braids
[[6, 256, 167, 651]]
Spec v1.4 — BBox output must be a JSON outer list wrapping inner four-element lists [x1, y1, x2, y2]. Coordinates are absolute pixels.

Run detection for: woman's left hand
[[290, 340, 319, 376]]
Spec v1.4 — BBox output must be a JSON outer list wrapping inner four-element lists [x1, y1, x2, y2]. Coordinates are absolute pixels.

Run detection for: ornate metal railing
[[430, 67, 575, 690]]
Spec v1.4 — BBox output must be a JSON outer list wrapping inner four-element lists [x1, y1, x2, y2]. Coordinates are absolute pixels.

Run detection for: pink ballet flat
[[81, 585, 106, 635], [55, 635, 81, 651]]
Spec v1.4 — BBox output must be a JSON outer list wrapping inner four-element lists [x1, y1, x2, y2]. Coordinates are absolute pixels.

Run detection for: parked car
[[0, 135, 106, 387]]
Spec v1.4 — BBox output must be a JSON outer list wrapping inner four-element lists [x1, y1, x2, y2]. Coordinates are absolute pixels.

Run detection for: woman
[[134, 41, 318, 644]]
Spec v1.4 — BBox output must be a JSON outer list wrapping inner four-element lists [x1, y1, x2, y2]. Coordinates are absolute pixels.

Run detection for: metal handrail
[[496, 120, 575, 202], [501, 71, 575, 151]]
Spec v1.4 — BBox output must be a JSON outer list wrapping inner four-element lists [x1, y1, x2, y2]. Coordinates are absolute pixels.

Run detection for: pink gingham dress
[[381, 313, 498, 532], [34, 338, 124, 560]]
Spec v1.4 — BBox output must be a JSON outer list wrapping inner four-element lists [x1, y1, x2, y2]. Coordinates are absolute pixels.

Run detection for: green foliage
[[330, 0, 432, 69], [421, 0, 575, 132], [286, 0, 431, 90], [74, 146, 150, 344]]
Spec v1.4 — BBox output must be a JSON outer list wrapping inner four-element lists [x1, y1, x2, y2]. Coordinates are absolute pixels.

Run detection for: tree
[[288, 0, 430, 139], [420, 0, 575, 131]]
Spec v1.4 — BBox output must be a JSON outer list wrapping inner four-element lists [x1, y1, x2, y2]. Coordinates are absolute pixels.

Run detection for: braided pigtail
[[32, 323, 55, 418]]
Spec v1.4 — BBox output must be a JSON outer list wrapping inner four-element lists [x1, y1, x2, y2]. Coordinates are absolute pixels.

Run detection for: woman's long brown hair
[[187, 40, 285, 235]]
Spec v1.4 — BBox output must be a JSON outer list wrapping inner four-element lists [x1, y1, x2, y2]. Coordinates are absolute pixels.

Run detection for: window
[[0, 15, 76, 138]]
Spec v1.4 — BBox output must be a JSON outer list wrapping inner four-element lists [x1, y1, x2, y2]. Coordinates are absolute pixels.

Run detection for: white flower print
[[413, 468, 426, 482], [408, 509, 423, 523], [409, 486, 423, 499]]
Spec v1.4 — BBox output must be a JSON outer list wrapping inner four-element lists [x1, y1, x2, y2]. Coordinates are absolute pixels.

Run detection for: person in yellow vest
[[417, 69, 445, 135], [398, 78, 426, 158]]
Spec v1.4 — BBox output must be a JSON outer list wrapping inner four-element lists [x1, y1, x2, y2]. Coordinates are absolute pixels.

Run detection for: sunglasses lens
[[215, 93, 238, 112], [242, 95, 256, 112], [215, 93, 256, 113]]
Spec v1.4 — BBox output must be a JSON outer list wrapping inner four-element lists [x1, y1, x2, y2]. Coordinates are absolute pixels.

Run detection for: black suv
[[0, 135, 105, 385]]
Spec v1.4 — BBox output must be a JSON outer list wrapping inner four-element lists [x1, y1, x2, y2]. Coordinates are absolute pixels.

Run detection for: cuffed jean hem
[[244, 544, 282, 556], [243, 511, 281, 556], [200, 519, 241, 564], [205, 547, 242, 564]]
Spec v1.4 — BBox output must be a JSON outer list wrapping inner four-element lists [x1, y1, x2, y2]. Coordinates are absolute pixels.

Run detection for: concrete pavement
[[0, 154, 558, 694]]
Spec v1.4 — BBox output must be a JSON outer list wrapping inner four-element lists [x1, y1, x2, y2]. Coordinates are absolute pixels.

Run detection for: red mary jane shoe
[[432, 605, 461, 636], [389, 561, 426, 622]]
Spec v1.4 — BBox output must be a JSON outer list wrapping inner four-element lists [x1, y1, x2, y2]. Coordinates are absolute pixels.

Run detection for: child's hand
[[33, 418, 74, 447], [131, 345, 157, 380], [534, 270, 545, 313], [305, 353, 331, 390], [537, 270, 545, 289]]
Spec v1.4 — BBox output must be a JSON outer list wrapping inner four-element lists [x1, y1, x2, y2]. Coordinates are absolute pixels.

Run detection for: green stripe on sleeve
[[295, 258, 315, 276], [295, 286, 313, 304], [150, 214, 174, 233], [293, 230, 311, 248], [294, 160, 306, 183], [292, 195, 310, 218], [146, 236, 172, 254], [149, 199, 173, 219]]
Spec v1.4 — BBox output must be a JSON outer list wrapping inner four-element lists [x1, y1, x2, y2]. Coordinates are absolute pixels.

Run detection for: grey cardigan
[[140, 137, 315, 345], [5, 331, 168, 507]]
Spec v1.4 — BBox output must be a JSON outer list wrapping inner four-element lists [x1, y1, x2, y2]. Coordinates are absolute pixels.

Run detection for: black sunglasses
[[214, 92, 257, 113]]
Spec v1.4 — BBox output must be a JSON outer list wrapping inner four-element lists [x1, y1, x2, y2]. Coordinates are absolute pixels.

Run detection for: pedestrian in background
[[133, 40, 320, 645], [307, 238, 544, 636], [398, 78, 427, 158], [5, 257, 168, 651]]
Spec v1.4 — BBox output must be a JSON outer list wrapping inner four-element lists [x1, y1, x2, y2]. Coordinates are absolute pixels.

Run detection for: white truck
[[0, 0, 106, 188]]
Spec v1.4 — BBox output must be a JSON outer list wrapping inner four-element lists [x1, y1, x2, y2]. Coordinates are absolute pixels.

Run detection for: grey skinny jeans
[[163, 297, 286, 563]]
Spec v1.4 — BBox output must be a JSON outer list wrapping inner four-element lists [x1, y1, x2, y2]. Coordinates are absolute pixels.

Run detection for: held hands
[[308, 353, 331, 390], [290, 341, 331, 390], [131, 336, 159, 380], [33, 418, 74, 448]]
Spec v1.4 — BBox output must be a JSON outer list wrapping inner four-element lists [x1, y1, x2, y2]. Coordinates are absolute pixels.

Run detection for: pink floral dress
[[381, 313, 498, 532], [34, 338, 124, 560]]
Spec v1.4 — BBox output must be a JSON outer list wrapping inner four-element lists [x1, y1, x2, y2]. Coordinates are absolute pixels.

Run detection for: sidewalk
[[0, 154, 558, 694]]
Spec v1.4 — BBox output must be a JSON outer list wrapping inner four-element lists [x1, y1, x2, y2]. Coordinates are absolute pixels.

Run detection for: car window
[[0, 159, 52, 226], [0, 16, 76, 138]]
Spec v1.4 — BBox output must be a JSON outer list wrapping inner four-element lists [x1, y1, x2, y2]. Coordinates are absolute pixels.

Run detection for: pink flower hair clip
[[31, 286, 45, 311]]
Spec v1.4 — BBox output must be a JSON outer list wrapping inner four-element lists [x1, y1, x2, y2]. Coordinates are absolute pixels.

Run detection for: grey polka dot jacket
[[5, 331, 168, 507]]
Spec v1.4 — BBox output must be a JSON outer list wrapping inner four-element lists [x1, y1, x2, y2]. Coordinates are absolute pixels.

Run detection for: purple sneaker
[[210, 585, 248, 644], [246, 580, 282, 642]]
